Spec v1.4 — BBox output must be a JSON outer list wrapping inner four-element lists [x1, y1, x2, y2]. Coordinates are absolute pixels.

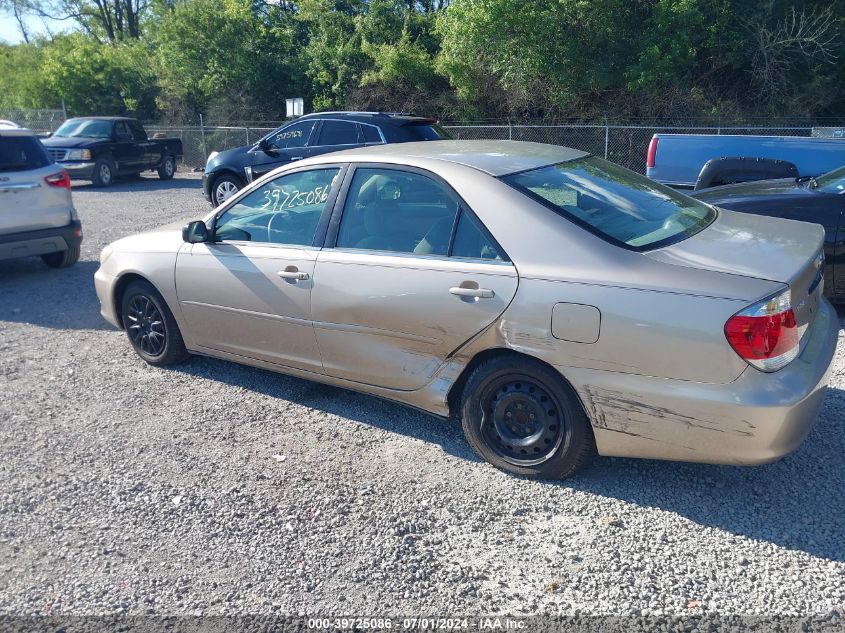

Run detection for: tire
[[460, 355, 595, 479], [120, 279, 190, 366], [41, 244, 80, 268], [211, 173, 243, 206], [157, 155, 176, 180], [92, 159, 115, 187]]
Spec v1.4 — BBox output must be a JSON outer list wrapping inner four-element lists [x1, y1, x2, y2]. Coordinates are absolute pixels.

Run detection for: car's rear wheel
[[212, 173, 243, 206], [460, 355, 595, 479], [120, 280, 190, 366], [92, 159, 114, 187], [41, 245, 80, 268], [158, 155, 176, 180]]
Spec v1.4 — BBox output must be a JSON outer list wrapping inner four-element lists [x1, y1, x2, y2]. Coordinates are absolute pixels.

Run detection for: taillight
[[45, 170, 71, 189], [646, 136, 659, 169], [725, 289, 804, 372]]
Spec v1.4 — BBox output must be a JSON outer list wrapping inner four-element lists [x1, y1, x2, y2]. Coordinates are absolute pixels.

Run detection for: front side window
[[317, 120, 359, 146], [267, 121, 316, 150], [336, 168, 458, 255], [503, 156, 716, 250], [215, 168, 340, 245]]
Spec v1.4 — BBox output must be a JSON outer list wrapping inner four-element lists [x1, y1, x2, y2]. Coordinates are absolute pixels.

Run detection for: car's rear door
[[311, 164, 518, 391], [0, 134, 71, 235], [113, 120, 145, 173], [175, 165, 345, 372], [309, 119, 362, 157]]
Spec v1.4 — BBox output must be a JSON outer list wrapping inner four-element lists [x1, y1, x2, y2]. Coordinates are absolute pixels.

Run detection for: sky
[[0, 12, 66, 44]]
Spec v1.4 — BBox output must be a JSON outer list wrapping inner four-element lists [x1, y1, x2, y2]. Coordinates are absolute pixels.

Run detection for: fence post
[[604, 119, 610, 159], [508, 118, 512, 141], [246, 127, 250, 145], [61, 99, 67, 121], [199, 113, 207, 162]]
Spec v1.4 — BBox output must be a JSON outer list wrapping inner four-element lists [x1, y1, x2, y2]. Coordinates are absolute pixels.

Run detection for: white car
[[0, 123, 82, 267]]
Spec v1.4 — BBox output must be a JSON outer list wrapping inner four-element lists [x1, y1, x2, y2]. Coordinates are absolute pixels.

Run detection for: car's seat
[[355, 179, 415, 252]]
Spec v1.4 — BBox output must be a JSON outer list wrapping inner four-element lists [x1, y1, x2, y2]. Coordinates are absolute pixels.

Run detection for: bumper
[[0, 220, 83, 262], [94, 264, 121, 328], [201, 172, 212, 201], [59, 161, 96, 180], [569, 299, 840, 465]]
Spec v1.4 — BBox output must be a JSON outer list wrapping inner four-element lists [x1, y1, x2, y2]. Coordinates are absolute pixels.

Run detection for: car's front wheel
[[460, 355, 595, 479], [120, 280, 190, 366], [211, 173, 243, 206], [92, 159, 114, 187]]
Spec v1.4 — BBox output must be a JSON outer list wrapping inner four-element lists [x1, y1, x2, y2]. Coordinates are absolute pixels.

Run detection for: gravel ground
[[0, 172, 844, 619]]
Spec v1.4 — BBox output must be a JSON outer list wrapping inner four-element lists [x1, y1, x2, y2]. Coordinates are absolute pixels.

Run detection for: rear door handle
[[277, 270, 310, 281], [290, 156, 304, 161], [449, 286, 494, 299]]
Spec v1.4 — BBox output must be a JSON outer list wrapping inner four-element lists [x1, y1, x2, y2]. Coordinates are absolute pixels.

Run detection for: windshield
[[503, 156, 716, 250], [0, 136, 52, 172], [811, 164, 845, 193], [54, 119, 113, 139], [405, 122, 452, 141]]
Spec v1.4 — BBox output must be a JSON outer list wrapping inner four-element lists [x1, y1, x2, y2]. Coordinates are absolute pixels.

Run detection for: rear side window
[[360, 124, 383, 144], [0, 136, 52, 172], [317, 120, 359, 146], [403, 122, 451, 141], [503, 156, 716, 251]]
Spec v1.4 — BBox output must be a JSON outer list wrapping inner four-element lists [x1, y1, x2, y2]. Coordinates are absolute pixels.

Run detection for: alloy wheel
[[126, 294, 166, 357]]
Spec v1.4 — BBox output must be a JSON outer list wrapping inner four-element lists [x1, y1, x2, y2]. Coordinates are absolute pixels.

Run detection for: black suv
[[202, 111, 450, 206]]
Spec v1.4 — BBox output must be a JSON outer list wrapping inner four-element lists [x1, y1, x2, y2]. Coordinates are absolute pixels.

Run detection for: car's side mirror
[[258, 138, 271, 152], [182, 220, 209, 243]]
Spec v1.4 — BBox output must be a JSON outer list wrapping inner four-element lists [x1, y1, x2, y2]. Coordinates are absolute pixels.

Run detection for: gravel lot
[[0, 172, 844, 620]]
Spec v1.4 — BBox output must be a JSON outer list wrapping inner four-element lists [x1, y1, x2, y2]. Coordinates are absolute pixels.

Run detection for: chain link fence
[[0, 108, 66, 133], [1, 109, 822, 174], [155, 121, 816, 173]]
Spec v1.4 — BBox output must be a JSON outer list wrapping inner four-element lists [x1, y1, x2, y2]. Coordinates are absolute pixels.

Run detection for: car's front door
[[112, 121, 144, 173], [175, 166, 344, 372], [311, 165, 519, 391], [248, 120, 318, 182]]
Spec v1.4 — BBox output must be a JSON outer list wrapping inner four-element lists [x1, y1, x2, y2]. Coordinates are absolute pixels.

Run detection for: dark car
[[42, 117, 183, 187], [693, 167, 845, 302], [202, 111, 451, 206]]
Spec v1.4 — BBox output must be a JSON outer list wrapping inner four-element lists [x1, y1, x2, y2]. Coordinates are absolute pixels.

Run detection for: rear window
[[0, 136, 52, 173], [403, 122, 452, 141], [502, 156, 716, 251]]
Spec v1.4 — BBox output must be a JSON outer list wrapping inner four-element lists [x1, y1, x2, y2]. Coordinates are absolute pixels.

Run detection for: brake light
[[725, 289, 803, 372], [45, 170, 71, 189], [646, 136, 659, 169]]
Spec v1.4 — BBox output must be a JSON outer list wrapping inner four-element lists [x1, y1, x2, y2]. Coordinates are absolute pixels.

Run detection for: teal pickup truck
[[646, 133, 845, 190]]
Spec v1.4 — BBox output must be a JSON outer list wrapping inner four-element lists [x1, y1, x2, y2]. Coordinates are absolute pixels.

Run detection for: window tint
[[0, 136, 52, 172], [503, 156, 715, 250], [114, 121, 132, 139], [451, 211, 505, 261], [336, 168, 458, 255], [318, 120, 359, 146], [360, 124, 382, 144], [268, 121, 315, 150], [403, 122, 452, 140], [128, 121, 147, 140], [215, 168, 340, 245]]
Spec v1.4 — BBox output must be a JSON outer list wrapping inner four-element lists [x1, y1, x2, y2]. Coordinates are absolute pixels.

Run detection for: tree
[[19, 0, 151, 41]]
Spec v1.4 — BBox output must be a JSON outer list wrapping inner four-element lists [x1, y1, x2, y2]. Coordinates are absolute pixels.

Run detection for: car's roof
[[310, 140, 589, 176], [64, 116, 136, 121], [0, 124, 35, 137], [299, 111, 436, 125]]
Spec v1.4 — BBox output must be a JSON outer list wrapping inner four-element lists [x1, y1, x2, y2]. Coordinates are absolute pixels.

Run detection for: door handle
[[290, 156, 304, 161], [277, 270, 310, 281], [449, 286, 494, 299]]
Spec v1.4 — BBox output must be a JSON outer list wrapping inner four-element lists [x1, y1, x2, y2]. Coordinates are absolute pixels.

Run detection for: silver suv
[[0, 123, 82, 268]]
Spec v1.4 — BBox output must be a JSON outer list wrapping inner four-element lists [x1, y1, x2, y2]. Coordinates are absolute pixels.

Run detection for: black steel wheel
[[120, 279, 190, 366], [460, 355, 594, 479]]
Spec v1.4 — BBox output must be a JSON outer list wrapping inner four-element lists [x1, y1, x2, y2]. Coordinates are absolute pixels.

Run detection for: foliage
[[0, 0, 843, 122]]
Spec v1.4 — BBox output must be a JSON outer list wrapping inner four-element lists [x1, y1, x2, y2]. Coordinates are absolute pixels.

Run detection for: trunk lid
[[647, 208, 825, 327]]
